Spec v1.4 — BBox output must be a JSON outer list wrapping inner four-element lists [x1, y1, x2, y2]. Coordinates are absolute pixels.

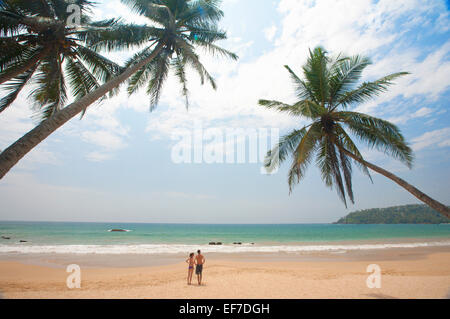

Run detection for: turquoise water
[[1, 221, 449, 245]]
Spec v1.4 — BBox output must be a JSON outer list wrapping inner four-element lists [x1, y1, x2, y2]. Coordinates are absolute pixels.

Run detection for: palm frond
[[338, 111, 414, 168], [339, 147, 354, 204], [264, 127, 308, 173], [0, 39, 29, 72], [258, 99, 294, 113], [75, 45, 124, 83], [316, 136, 348, 207], [1, 0, 50, 16], [192, 38, 238, 60], [65, 56, 102, 117], [258, 99, 326, 119], [0, 45, 47, 84], [121, 0, 170, 23], [288, 122, 322, 192], [172, 53, 189, 109], [302, 47, 330, 105], [0, 63, 37, 113], [184, 22, 227, 42], [0, 11, 24, 35], [77, 20, 162, 52], [180, 0, 224, 25], [316, 137, 333, 187], [30, 53, 67, 121], [146, 49, 170, 111], [177, 38, 216, 89], [127, 64, 151, 95], [125, 45, 159, 95], [337, 72, 410, 108], [334, 123, 373, 182], [329, 54, 371, 106], [65, 56, 100, 100], [284, 65, 318, 103]]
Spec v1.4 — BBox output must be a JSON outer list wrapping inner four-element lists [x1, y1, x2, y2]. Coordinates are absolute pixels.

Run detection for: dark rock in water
[[216, 242, 222, 245], [251, 243, 255, 245], [233, 242, 242, 245], [19, 240, 27, 243], [1, 236, 10, 240], [209, 242, 216, 245], [110, 229, 127, 232]]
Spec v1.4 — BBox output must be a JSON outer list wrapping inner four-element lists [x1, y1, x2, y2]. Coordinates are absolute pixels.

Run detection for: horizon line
[[0, 220, 335, 225]]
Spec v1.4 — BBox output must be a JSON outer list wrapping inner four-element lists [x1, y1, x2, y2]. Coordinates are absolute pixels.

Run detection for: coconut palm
[[260, 47, 449, 217], [0, 0, 127, 120], [0, 0, 237, 178]]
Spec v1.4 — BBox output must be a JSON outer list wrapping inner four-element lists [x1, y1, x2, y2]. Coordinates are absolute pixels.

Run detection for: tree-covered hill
[[335, 204, 450, 224]]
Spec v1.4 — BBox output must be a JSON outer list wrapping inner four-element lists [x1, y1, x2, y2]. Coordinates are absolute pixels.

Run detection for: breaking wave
[[1, 241, 449, 255]]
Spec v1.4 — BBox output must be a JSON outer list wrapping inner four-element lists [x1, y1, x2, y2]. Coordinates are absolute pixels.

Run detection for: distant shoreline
[[335, 204, 450, 224]]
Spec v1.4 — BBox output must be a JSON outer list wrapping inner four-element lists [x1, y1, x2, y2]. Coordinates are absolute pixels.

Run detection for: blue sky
[[0, 0, 449, 223]]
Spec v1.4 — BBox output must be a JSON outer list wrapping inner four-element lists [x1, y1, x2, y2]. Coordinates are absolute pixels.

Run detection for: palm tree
[[260, 47, 449, 218], [0, 0, 126, 120], [0, 0, 237, 178]]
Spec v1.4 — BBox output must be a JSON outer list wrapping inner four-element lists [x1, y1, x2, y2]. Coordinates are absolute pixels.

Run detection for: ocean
[[0, 221, 449, 255]]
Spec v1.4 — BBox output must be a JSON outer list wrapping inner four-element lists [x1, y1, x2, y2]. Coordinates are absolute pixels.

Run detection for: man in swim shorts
[[195, 249, 205, 285]]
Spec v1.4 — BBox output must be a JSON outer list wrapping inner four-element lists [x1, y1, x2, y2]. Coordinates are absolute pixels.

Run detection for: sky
[[0, 0, 449, 223]]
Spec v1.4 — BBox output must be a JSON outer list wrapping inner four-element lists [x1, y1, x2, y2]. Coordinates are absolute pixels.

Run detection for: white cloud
[[81, 130, 126, 150], [58, 94, 131, 162], [85, 151, 113, 162], [263, 25, 277, 42], [412, 127, 450, 151], [79, 126, 128, 161], [389, 107, 434, 124]]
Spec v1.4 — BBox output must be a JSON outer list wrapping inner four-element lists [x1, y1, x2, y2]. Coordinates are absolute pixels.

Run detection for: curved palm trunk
[[0, 46, 51, 85], [341, 148, 450, 218], [0, 43, 164, 179]]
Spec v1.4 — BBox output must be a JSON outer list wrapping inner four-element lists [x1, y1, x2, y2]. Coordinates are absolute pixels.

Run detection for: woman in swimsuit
[[186, 253, 195, 285]]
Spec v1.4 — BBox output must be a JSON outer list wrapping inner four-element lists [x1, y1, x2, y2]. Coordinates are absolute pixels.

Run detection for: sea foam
[[0, 241, 449, 255]]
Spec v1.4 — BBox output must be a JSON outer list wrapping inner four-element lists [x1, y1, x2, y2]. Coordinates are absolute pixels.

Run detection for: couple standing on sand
[[186, 250, 205, 285]]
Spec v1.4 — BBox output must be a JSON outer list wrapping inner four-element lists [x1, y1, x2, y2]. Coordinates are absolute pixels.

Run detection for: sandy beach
[[1, 247, 449, 299]]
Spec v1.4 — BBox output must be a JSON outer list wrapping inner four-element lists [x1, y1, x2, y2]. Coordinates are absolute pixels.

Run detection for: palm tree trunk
[[0, 43, 164, 179], [340, 148, 450, 218], [0, 46, 51, 85]]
